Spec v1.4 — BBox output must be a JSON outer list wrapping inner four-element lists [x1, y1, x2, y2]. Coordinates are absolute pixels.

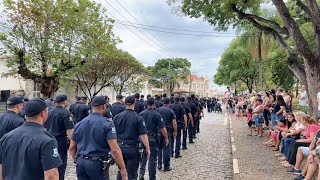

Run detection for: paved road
[[65, 110, 233, 180]]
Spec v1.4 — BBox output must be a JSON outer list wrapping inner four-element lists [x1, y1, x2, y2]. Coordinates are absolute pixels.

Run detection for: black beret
[[7, 96, 24, 105], [91, 96, 106, 106], [163, 98, 170, 104], [55, 94, 68, 103], [125, 96, 135, 105], [25, 98, 47, 117], [80, 96, 88, 100], [147, 97, 155, 105], [116, 94, 123, 100]]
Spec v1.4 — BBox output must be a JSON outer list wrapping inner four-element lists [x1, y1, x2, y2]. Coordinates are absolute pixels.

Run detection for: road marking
[[232, 144, 236, 152], [224, 117, 228, 126], [230, 125, 233, 128], [233, 159, 240, 174], [231, 137, 235, 142], [230, 130, 233, 134]]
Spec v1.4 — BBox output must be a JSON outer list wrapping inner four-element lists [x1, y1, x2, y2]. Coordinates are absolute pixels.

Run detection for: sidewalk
[[230, 115, 296, 180]]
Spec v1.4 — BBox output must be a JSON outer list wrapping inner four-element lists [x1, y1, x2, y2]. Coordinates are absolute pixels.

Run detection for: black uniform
[[113, 109, 147, 180], [44, 106, 74, 180], [180, 102, 192, 147], [0, 111, 24, 139], [0, 122, 63, 180], [187, 101, 197, 140], [73, 104, 90, 123], [69, 102, 79, 114], [170, 103, 186, 157], [111, 102, 125, 117], [155, 100, 163, 109], [139, 108, 165, 179], [103, 108, 113, 119], [72, 112, 117, 179], [134, 99, 144, 114]]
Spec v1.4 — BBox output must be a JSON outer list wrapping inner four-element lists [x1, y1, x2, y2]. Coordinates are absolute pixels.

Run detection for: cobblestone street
[[65, 110, 233, 180]]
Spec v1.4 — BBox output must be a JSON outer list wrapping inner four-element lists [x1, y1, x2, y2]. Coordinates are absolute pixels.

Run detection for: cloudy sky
[[97, 0, 236, 91]]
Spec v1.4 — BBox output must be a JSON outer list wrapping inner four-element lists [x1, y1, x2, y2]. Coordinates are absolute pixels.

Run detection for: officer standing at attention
[[44, 95, 74, 180], [138, 98, 169, 180], [180, 96, 193, 150], [170, 96, 187, 158], [19, 96, 29, 120], [0, 98, 62, 180], [69, 96, 80, 115], [73, 96, 90, 123], [69, 96, 127, 180], [113, 96, 150, 180], [134, 93, 144, 113], [157, 97, 177, 171], [169, 94, 175, 104], [186, 97, 197, 143], [0, 96, 25, 139], [140, 95, 145, 104], [111, 95, 125, 117], [45, 98, 55, 111]]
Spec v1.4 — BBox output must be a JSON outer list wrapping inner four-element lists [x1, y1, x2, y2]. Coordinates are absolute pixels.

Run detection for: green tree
[[148, 58, 191, 93], [167, 0, 320, 117], [0, 0, 116, 98], [214, 39, 259, 93]]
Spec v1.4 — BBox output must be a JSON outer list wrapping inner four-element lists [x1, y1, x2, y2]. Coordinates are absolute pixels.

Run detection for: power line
[[113, 0, 178, 57], [114, 19, 236, 34], [114, 21, 255, 37], [103, 0, 175, 58]]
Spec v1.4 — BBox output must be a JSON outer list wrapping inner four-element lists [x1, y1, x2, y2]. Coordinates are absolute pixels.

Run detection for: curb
[[227, 113, 241, 180]]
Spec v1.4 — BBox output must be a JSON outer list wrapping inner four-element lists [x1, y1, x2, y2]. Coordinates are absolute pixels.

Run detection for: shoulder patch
[[53, 148, 59, 157], [160, 118, 164, 122], [111, 127, 116, 133]]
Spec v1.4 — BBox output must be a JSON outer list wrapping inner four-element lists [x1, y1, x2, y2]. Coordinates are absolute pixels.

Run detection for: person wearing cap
[[138, 98, 169, 179], [44, 94, 74, 180], [140, 95, 145, 104], [102, 96, 113, 121], [170, 94, 175, 104], [157, 97, 177, 172], [134, 93, 144, 114], [186, 96, 198, 143], [69, 96, 127, 180], [0, 96, 25, 139], [180, 96, 193, 149], [73, 96, 90, 123], [69, 96, 80, 117], [154, 95, 163, 109], [0, 98, 62, 180], [19, 96, 30, 120], [170, 96, 187, 158], [113, 96, 149, 180], [143, 95, 152, 110], [45, 98, 55, 111], [111, 95, 125, 117]]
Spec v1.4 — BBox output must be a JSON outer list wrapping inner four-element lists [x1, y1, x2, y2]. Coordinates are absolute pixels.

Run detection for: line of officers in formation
[[0, 93, 204, 180]]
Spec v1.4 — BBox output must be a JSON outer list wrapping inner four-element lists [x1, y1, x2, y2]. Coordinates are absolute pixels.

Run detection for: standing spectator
[[297, 85, 308, 113], [263, 92, 271, 128], [273, 95, 286, 122], [317, 92, 320, 120]]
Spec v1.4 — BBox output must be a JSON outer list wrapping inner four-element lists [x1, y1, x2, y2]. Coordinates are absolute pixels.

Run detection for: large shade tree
[[168, 0, 320, 117], [0, 0, 116, 98]]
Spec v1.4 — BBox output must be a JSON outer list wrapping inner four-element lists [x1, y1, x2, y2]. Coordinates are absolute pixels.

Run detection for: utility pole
[[258, 31, 263, 87], [168, 59, 171, 95]]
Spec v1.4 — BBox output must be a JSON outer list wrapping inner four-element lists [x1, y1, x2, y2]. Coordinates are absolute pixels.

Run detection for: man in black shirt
[[0, 98, 62, 180], [45, 94, 74, 180], [155, 95, 163, 109], [180, 97, 193, 149], [111, 94, 125, 117], [134, 93, 144, 114], [186, 97, 197, 143], [73, 96, 90, 123]]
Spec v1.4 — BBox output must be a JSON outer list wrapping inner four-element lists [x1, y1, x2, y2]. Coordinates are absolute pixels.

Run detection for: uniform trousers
[[175, 123, 184, 156], [139, 142, 159, 180], [182, 122, 188, 148], [76, 157, 108, 180], [57, 137, 69, 180], [117, 146, 140, 180], [158, 129, 172, 168]]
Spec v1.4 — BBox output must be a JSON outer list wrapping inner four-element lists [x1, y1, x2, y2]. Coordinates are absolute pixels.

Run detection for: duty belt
[[78, 155, 105, 161]]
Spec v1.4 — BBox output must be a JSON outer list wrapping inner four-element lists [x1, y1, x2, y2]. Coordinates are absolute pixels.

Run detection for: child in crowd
[[247, 108, 254, 136]]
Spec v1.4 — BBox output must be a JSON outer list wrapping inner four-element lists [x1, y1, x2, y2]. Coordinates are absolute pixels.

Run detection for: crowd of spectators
[[226, 86, 320, 180]]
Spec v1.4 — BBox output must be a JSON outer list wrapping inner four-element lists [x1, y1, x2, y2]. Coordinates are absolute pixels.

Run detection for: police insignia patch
[[112, 127, 116, 133], [69, 117, 73, 122], [53, 148, 59, 157], [161, 118, 164, 122], [143, 121, 146, 126]]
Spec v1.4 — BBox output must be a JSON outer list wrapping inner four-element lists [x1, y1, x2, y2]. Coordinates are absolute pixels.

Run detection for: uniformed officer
[[143, 95, 152, 110], [103, 96, 113, 121], [69, 96, 127, 180], [0, 96, 25, 139], [186, 96, 197, 143], [154, 95, 163, 109], [111, 95, 125, 117], [19, 96, 29, 120], [69, 96, 80, 115], [113, 96, 150, 180], [170, 96, 187, 158], [45, 98, 55, 111], [138, 98, 169, 180], [157, 97, 177, 171], [169, 94, 175, 104], [44, 95, 74, 180], [134, 93, 144, 113], [0, 98, 63, 180], [180, 96, 193, 149], [73, 96, 90, 123], [104, 96, 112, 109], [140, 95, 145, 104]]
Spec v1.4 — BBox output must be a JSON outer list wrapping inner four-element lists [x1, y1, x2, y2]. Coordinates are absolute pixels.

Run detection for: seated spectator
[[281, 115, 320, 168], [263, 118, 287, 148], [292, 130, 320, 180], [277, 112, 306, 161], [273, 112, 296, 151]]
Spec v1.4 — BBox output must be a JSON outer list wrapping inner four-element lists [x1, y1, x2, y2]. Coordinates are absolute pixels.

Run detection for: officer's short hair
[[163, 98, 170, 104], [180, 96, 186, 102], [187, 96, 192, 101], [134, 93, 140, 99], [147, 97, 155, 106], [7, 104, 16, 109], [147, 94, 151, 98], [156, 95, 161, 100], [170, 93, 174, 97], [162, 93, 167, 98], [141, 95, 144, 98], [174, 96, 180, 102]]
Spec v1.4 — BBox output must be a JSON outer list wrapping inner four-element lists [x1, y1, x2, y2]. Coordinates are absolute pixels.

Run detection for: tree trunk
[[39, 77, 60, 98], [304, 59, 320, 119], [258, 32, 263, 86]]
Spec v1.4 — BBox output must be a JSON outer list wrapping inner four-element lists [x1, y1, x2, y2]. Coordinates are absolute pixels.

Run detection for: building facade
[[172, 74, 211, 97]]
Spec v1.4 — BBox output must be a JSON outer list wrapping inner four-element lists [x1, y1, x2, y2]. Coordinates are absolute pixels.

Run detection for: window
[[33, 82, 41, 98]]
